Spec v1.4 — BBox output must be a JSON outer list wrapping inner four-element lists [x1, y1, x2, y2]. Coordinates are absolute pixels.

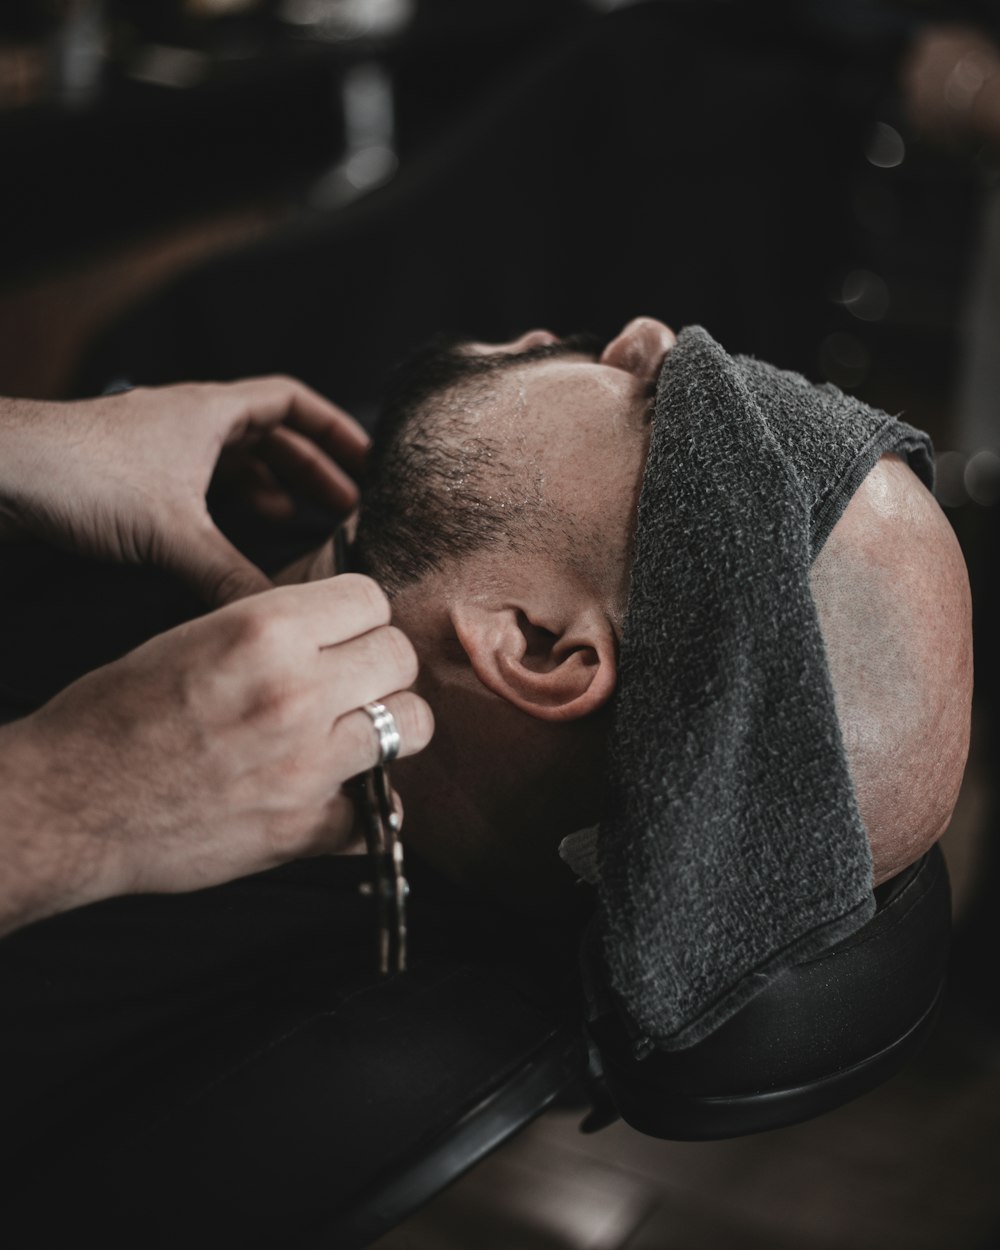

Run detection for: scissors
[[334, 526, 409, 975]]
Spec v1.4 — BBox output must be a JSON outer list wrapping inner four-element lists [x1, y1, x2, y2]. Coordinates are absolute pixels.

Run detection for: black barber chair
[[334, 850, 951, 1246], [0, 534, 952, 1250], [590, 845, 951, 1143], [27, 6, 947, 1239], [322, 849, 953, 1248], [129, 847, 946, 1250], [3, 851, 945, 1250]]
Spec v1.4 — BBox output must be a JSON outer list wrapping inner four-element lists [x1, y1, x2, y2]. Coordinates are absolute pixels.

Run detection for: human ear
[[600, 317, 676, 382], [451, 601, 617, 722]]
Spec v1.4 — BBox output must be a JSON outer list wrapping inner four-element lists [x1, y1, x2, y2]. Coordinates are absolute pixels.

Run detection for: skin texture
[[0, 382, 433, 937], [811, 454, 972, 883], [358, 319, 972, 906], [0, 578, 434, 937], [0, 377, 371, 606]]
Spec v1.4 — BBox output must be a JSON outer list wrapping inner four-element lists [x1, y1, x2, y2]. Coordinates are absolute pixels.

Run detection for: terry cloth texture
[[597, 326, 934, 1053]]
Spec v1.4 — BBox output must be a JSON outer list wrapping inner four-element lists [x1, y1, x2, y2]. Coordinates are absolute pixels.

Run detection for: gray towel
[[597, 326, 933, 1052]]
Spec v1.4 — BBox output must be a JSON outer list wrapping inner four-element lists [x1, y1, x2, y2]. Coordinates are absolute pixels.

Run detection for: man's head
[[350, 319, 971, 907], [353, 318, 677, 904], [356, 320, 676, 606]]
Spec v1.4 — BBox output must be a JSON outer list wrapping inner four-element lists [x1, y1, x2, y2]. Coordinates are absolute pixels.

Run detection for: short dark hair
[[354, 332, 600, 595]]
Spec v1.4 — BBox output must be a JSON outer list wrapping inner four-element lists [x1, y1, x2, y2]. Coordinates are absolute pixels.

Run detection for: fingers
[[257, 425, 362, 515], [220, 377, 371, 480], [275, 378, 371, 479], [330, 690, 435, 775], [320, 624, 419, 716], [207, 572, 395, 660], [220, 574, 392, 653], [214, 450, 298, 522]]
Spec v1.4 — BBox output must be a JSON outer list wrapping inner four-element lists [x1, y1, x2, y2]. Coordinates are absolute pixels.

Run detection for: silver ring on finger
[[362, 701, 401, 766]]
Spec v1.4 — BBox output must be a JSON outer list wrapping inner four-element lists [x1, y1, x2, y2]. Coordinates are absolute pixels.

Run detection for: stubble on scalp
[[355, 334, 600, 596]]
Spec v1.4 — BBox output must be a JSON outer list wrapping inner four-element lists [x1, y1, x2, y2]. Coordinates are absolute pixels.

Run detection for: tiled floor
[[373, 1005, 1000, 1250]]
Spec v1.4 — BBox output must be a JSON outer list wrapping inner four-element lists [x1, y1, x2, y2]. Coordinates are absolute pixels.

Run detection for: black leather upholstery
[[1, 855, 586, 1250], [589, 844, 951, 1140]]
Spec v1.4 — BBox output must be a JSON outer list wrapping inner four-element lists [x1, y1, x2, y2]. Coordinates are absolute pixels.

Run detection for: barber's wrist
[[0, 397, 59, 542], [0, 717, 123, 936]]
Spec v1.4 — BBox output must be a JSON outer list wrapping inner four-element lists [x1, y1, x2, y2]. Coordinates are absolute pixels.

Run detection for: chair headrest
[[587, 844, 951, 1139]]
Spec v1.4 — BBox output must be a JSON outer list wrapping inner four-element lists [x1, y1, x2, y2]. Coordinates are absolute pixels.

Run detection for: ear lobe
[[453, 603, 617, 722]]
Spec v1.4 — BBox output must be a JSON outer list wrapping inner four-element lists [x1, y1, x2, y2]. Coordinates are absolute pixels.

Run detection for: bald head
[[349, 326, 971, 900], [811, 453, 971, 884]]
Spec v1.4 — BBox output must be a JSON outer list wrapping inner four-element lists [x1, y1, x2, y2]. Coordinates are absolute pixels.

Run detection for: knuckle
[[380, 626, 418, 686], [274, 685, 313, 732], [230, 604, 270, 647], [231, 607, 289, 668], [340, 574, 390, 624], [247, 679, 297, 731]]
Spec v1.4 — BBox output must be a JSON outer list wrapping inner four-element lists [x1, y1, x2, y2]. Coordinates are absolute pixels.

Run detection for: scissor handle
[[336, 525, 409, 975]]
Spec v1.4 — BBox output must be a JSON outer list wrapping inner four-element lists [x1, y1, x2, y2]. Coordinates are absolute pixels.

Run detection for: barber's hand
[[0, 379, 369, 606], [0, 577, 433, 935]]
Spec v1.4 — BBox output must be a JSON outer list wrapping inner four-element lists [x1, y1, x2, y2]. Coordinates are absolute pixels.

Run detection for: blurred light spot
[[129, 44, 210, 89], [819, 332, 870, 389], [865, 122, 905, 169], [343, 61, 394, 146], [935, 451, 969, 508], [841, 269, 889, 322], [945, 52, 991, 111], [52, 0, 104, 104], [280, 0, 413, 39], [308, 60, 397, 207], [344, 143, 397, 189], [965, 448, 1000, 505], [188, 0, 256, 14], [281, 0, 325, 21]]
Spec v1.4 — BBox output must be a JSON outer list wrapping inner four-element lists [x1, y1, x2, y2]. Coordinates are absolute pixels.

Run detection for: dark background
[[3, 3, 1000, 1247]]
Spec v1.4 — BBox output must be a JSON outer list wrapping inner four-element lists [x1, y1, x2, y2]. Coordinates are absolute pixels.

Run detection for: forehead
[[466, 354, 654, 527], [471, 362, 657, 469], [512, 357, 650, 423], [455, 342, 652, 422]]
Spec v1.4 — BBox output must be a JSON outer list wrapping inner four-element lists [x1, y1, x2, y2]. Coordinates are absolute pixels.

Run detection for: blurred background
[[4, 1, 1000, 1246]]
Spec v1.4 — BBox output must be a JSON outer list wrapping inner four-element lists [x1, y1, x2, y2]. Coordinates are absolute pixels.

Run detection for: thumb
[[169, 523, 274, 606]]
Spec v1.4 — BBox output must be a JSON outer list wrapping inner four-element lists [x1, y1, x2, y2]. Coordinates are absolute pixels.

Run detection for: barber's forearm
[[0, 395, 61, 542], [0, 718, 122, 938]]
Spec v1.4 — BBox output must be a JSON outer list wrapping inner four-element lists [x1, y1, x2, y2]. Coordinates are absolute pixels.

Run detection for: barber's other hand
[[0, 379, 369, 606], [0, 577, 433, 935]]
